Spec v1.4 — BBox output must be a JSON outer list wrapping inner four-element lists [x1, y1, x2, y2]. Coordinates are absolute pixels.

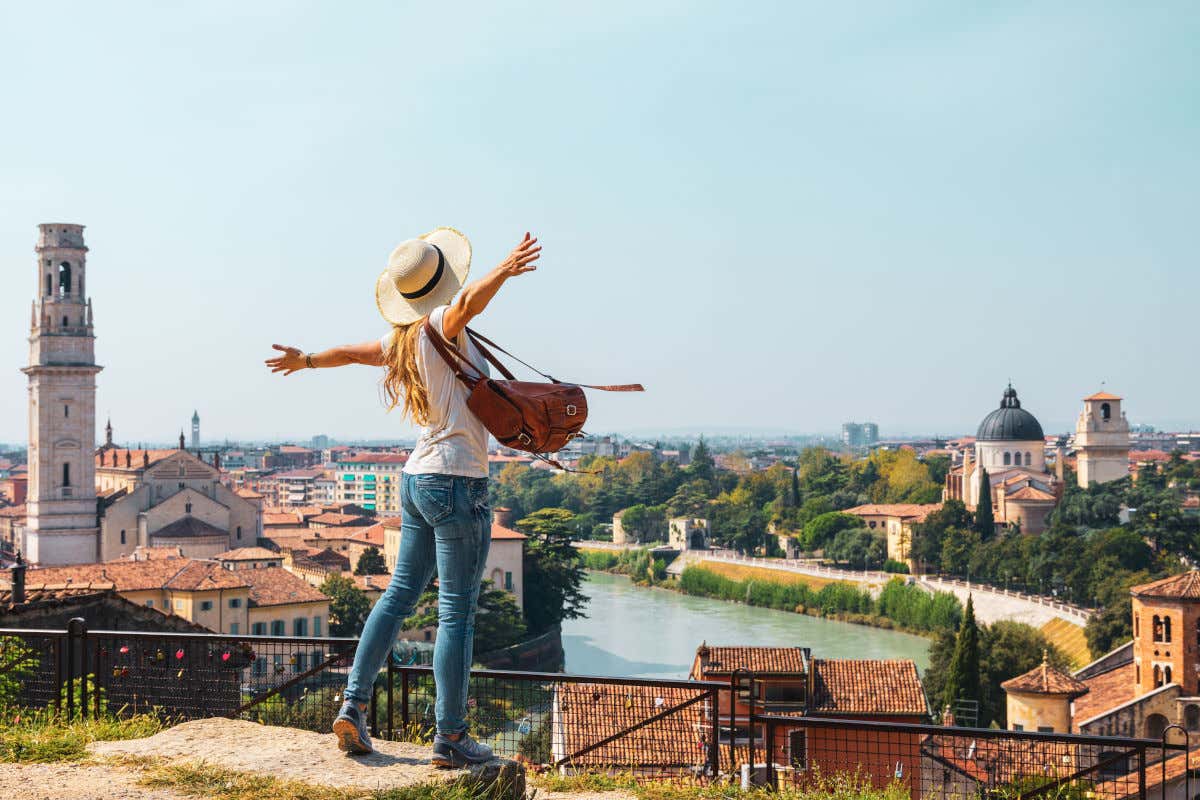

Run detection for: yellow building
[[842, 503, 941, 565], [1001, 653, 1089, 733]]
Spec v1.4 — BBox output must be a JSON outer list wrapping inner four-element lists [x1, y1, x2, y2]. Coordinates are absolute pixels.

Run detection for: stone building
[[1074, 391, 1131, 487], [14, 224, 262, 565], [1001, 570, 1200, 744], [21, 224, 103, 565], [943, 385, 1062, 534], [668, 517, 709, 551]]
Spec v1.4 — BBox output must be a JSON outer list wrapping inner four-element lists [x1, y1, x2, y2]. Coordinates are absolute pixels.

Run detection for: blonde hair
[[382, 318, 431, 425]]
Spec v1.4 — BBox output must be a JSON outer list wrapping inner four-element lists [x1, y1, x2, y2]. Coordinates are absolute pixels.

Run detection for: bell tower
[[1075, 391, 1130, 487], [21, 223, 102, 565]]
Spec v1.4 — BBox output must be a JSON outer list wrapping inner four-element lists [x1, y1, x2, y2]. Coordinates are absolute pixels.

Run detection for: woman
[[265, 227, 540, 766]]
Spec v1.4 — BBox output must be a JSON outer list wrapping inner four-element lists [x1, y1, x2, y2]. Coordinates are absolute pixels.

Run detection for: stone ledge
[[89, 717, 524, 799]]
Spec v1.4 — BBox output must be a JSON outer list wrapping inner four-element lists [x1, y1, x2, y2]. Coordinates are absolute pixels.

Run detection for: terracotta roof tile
[[214, 547, 280, 561], [697, 645, 808, 675], [810, 659, 929, 716], [1072, 662, 1136, 730], [164, 561, 249, 591], [23, 560, 188, 592], [94, 449, 177, 469], [1001, 659, 1089, 697], [553, 683, 708, 769], [240, 567, 328, 607], [1084, 391, 1122, 401], [308, 512, 373, 527], [492, 523, 526, 541], [263, 512, 304, 526], [348, 523, 386, 547], [1130, 571, 1200, 600], [1005, 486, 1058, 502], [843, 503, 942, 522]]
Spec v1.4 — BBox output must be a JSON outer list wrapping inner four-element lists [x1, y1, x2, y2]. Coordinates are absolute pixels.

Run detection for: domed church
[[944, 385, 1062, 534]]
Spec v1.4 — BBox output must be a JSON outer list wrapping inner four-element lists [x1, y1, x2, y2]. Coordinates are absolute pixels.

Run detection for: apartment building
[[334, 453, 408, 514]]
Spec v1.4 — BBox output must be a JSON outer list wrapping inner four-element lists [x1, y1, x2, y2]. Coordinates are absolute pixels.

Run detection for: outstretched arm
[[441, 232, 541, 339], [265, 340, 385, 376]]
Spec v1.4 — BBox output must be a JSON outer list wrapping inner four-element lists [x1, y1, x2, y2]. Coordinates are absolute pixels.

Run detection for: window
[[145, 600, 154, 608], [271, 620, 285, 636], [200, 600, 213, 612], [424, 630, 432, 641], [64, 404, 69, 418], [505, 572, 513, 592], [1165, 665, 1173, 684], [1165, 616, 1173, 642], [174, 599, 184, 611], [1153, 664, 1163, 687], [1186, 704, 1200, 731], [788, 729, 807, 769], [120, 529, 126, 545], [293, 618, 307, 636], [252, 622, 267, 636], [1153, 615, 1163, 642], [1101, 402, 1111, 421], [62, 462, 71, 487], [1003, 452, 1012, 466], [1135, 615, 1139, 637], [313, 617, 322, 637], [295, 652, 307, 671], [58, 262, 72, 295], [1037, 726, 1054, 733], [236, 525, 242, 540], [230, 598, 242, 608], [1012, 723, 1024, 731], [1025, 452, 1032, 466], [230, 623, 239, 635], [45, 273, 52, 295]]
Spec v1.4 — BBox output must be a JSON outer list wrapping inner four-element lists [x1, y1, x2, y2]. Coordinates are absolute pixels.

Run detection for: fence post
[[708, 687, 719, 777], [401, 669, 410, 731], [386, 654, 394, 741], [65, 617, 86, 721], [1138, 743, 1146, 800], [766, 719, 775, 788]]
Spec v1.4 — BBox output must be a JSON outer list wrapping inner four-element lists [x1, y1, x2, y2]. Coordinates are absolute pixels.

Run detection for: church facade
[[18, 224, 261, 565], [944, 385, 1062, 534]]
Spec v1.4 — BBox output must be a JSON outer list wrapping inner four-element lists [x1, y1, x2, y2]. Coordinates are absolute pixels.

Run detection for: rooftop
[[696, 644, 808, 675], [240, 567, 328, 607], [1001, 655, 1089, 697], [1130, 571, 1200, 600], [810, 659, 929, 716]]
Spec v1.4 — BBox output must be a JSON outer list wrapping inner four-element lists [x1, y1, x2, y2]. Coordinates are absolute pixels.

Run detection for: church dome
[[977, 385, 1045, 442]]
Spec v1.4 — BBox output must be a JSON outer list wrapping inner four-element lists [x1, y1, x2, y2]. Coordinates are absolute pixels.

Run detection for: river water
[[561, 572, 931, 679]]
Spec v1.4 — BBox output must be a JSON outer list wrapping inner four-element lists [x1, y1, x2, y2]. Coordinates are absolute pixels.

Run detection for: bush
[[883, 559, 910, 574]]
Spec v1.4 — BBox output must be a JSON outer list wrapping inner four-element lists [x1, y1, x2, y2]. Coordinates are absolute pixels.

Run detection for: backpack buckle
[[566, 404, 577, 416], [517, 432, 532, 446]]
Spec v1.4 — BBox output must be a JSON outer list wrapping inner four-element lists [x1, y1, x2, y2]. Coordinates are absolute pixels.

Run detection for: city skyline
[[2, 4, 1198, 442]]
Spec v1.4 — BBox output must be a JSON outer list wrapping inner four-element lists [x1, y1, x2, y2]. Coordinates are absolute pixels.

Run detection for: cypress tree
[[975, 467, 995, 539], [941, 594, 981, 723]]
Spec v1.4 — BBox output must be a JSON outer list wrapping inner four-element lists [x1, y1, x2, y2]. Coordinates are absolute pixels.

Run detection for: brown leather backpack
[[423, 320, 643, 460]]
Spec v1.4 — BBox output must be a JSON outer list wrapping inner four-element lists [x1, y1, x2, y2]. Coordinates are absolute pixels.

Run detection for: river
[[561, 572, 931, 679]]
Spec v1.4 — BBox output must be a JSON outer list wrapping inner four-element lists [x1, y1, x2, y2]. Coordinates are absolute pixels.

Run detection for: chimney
[[942, 704, 956, 727], [493, 507, 514, 529], [697, 640, 711, 674], [11, 551, 26, 605]]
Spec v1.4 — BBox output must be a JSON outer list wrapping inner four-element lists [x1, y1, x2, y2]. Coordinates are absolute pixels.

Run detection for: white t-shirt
[[381, 306, 490, 478]]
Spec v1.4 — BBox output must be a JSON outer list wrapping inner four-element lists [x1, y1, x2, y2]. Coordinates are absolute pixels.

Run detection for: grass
[[139, 761, 514, 800], [1040, 618, 1092, 668], [0, 707, 164, 763], [696, 560, 847, 591], [535, 770, 910, 800]]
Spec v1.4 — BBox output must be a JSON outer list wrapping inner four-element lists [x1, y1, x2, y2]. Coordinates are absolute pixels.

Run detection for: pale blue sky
[[1, 2, 1197, 445]]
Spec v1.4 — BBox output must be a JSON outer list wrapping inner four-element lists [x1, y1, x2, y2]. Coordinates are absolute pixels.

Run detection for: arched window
[[45, 273, 52, 295], [1165, 616, 1173, 642], [1135, 615, 1140, 637], [62, 462, 71, 487], [1004, 452, 1012, 466], [1153, 615, 1163, 642], [120, 529, 126, 545], [1101, 403, 1111, 421], [63, 404, 69, 418], [62, 315, 68, 327], [58, 262, 71, 296], [1187, 704, 1200, 731], [1165, 665, 1174, 684], [1153, 664, 1162, 686], [1147, 713, 1169, 740], [1025, 452, 1032, 466]]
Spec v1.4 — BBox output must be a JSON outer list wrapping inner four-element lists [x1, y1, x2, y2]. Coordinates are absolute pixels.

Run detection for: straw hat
[[375, 227, 472, 325]]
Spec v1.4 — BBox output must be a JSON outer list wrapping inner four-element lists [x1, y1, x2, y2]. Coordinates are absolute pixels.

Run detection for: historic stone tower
[[191, 410, 200, 449], [1130, 572, 1200, 697], [1075, 391, 1130, 487], [21, 224, 102, 565]]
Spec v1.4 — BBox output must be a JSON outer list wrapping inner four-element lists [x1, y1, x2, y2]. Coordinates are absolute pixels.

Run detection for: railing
[[0, 623, 1186, 794]]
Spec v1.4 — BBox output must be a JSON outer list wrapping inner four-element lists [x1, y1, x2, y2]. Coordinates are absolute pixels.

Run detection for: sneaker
[[431, 732, 493, 767], [332, 700, 373, 754]]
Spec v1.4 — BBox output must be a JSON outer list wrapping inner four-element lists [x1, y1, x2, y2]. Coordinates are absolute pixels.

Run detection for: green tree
[[517, 508, 588, 635], [940, 527, 982, 576], [354, 546, 387, 575], [801, 511, 861, 550], [319, 573, 372, 637], [941, 595, 982, 720], [0, 635, 37, 706], [687, 437, 715, 483], [975, 467, 995, 538], [404, 580, 527, 652]]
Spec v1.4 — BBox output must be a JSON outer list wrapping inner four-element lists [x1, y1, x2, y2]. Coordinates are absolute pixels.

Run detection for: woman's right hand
[[265, 344, 306, 375]]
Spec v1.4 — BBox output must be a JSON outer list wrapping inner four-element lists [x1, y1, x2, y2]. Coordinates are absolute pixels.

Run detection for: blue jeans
[[345, 472, 492, 735]]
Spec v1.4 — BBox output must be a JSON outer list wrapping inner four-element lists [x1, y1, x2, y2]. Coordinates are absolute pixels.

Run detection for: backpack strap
[[422, 319, 486, 387], [465, 327, 644, 392]]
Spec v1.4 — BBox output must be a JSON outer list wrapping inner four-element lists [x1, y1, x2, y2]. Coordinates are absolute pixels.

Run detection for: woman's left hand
[[265, 344, 306, 376]]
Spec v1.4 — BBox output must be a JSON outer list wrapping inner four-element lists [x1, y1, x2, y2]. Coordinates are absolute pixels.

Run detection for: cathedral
[[18, 224, 261, 565], [944, 385, 1062, 534]]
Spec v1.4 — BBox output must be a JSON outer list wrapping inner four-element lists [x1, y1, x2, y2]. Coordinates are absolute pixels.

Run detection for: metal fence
[[0, 622, 1189, 797]]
